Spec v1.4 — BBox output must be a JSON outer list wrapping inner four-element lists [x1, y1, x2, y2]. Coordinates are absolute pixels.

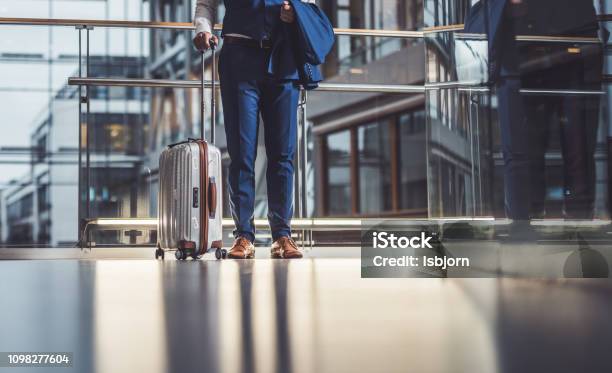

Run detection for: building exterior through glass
[[0, 0, 610, 246]]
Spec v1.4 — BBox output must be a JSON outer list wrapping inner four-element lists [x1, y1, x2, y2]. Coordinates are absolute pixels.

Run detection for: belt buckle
[[260, 39, 265, 49]]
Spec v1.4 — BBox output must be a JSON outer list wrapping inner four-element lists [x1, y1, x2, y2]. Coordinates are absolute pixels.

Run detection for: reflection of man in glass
[[465, 0, 603, 225], [464, 0, 531, 231], [518, 0, 602, 219]]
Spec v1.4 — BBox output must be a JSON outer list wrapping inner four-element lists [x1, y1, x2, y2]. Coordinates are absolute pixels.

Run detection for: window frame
[[320, 105, 427, 217]]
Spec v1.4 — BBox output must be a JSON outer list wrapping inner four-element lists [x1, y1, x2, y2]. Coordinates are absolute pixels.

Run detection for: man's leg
[[259, 80, 299, 241], [560, 48, 602, 219], [560, 95, 592, 218], [219, 60, 261, 243], [496, 76, 530, 221], [525, 96, 553, 218], [495, 5, 531, 222]]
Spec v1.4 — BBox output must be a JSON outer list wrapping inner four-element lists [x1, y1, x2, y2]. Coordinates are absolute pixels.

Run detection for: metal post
[[474, 94, 483, 216], [295, 96, 304, 220], [201, 44, 216, 143], [468, 91, 477, 217], [75, 24, 93, 247], [200, 52, 205, 141], [85, 27, 92, 224], [297, 88, 311, 248], [300, 89, 308, 219], [77, 26, 83, 247], [211, 45, 216, 144]]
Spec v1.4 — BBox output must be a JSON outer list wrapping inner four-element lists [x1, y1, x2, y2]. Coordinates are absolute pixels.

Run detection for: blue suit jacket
[[267, 0, 335, 89], [289, 0, 335, 66]]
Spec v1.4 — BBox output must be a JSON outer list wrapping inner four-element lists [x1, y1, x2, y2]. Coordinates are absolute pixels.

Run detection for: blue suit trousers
[[219, 43, 299, 243]]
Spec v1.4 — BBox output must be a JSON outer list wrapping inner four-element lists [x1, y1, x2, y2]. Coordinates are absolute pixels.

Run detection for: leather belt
[[224, 35, 273, 49]]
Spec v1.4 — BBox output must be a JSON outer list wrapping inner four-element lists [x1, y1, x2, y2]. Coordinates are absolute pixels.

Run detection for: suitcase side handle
[[200, 40, 217, 144], [208, 176, 217, 218]]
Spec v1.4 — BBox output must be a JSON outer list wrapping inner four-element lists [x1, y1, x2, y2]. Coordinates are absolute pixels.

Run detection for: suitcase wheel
[[215, 248, 227, 260], [175, 249, 187, 261], [155, 247, 165, 260]]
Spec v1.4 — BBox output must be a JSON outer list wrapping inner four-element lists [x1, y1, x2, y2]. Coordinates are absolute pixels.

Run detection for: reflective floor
[[1, 253, 612, 373]]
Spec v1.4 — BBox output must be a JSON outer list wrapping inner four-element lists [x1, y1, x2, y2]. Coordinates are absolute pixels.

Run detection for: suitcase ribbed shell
[[158, 142, 222, 255]]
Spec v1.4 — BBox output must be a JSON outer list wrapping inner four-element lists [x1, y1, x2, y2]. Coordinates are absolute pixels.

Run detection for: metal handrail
[[455, 32, 601, 44], [67, 77, 426, 94], [0, 17, 603, 43], [84, 217, 612, 230], [0, 17, 423, 38], [426, 24, 601, 44], [519, 88, 606, 96], [86, 217, 499, 231], [428, 13, 612, 31], [67, 77, 606, 96], [428, 81, 606, 96], [75, 217, 612, 249]]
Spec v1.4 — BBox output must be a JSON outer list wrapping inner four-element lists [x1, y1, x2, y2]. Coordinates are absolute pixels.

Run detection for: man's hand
[[193, 32, 219, 51], [280, 1, 295, 23]]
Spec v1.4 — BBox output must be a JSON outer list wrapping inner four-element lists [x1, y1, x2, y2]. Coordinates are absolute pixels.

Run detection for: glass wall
[[425, 0, 610, 220], [315, 96, 427, 217], [357, 122, 393, 213], [325, 130, 352, 215], [0, 0, 149, 247], [1, 0, 611, 247]]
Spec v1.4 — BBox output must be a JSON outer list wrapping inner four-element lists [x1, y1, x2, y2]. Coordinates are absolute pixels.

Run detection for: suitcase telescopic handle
[[200, 40, 217, 144]]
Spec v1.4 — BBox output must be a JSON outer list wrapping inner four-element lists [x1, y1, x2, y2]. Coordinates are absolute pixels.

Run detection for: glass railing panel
[[425, 31, 488, 86], [424, 0, 492, 218], [1, 17, 431, 247], [0, 25, 82, 248], [326, 35, 424, 85], [516, 40, 607, 220], [70, 30, 418, 88], [77, 88, 426, 246], [423, 0, 471, 30], [82, 85, 197, 246], [0, 0, 150, 21], [424, 0, 610, 221], [426, 88, 493, 217], [308, 91, 427, 219], [317, 0, 424, 32], [77, 27, 149, 80]]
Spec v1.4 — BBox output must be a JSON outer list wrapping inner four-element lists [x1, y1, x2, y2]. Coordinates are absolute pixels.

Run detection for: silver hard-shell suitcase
[[155, 45, 224, 260]]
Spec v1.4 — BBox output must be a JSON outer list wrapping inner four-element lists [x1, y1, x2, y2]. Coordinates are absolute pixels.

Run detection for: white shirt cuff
[[194, 17, 212, 35]]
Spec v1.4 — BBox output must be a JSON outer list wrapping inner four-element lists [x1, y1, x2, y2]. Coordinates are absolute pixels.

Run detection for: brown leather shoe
[[227, 237, 255, 259], [271, 236, 303, 259]]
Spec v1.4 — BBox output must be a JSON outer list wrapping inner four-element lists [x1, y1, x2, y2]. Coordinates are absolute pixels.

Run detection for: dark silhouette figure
[[517, 0, 603, 219], [465, 0, 603, 223]]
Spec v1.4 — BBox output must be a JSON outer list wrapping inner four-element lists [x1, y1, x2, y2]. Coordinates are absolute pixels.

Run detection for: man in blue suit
[[193, 0, 318, 259]]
